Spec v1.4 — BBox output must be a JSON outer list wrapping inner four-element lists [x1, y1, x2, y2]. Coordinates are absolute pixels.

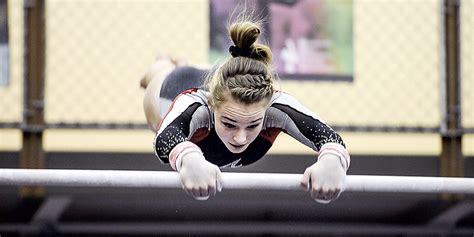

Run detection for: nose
[[233, 129, 247, 145]]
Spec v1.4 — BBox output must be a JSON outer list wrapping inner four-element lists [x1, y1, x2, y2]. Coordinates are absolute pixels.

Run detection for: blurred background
[[0, 0, 473, 236]]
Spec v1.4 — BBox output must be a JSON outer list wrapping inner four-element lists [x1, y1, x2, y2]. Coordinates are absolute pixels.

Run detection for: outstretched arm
[[154, 92, 222, 200], [268, 92, 350, 203]]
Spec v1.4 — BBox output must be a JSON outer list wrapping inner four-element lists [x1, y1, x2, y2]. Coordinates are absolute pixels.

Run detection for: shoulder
[[269, 91, 300, 107], [173, 88, 210, 107], [268, 91, 305, 115], [157, 89, 211, 133], [266, 90, 324, 123], [164, 89, 210, 116]]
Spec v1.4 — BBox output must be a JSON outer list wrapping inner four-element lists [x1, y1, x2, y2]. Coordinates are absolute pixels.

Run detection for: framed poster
[[0, 0, 8, 86], [209, 0, 353, 81]]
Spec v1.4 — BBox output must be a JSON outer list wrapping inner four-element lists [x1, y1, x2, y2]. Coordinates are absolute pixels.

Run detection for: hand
[[300, 153, 346, 204], [178, 151, 222, 200]]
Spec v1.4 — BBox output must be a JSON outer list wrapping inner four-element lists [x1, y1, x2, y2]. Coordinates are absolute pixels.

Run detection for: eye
[[223, 122, 236, 128], [247, 124, 259, 129]]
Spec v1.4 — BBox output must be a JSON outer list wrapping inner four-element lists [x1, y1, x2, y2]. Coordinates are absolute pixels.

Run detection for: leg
[[142, 57, 208, 132], [155, 66, 209, 121], [142, 56, 179, 132]]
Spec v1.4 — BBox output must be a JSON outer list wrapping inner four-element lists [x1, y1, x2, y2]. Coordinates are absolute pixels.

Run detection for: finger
[[216, 169, 223, 192], [182, 183, 192, 196], [321, 187, 333, 199], [208, 184, 216, 196], [184, 188, 191, 196], [300, 169, 311, 191], [200, 186, 209, 197], [326, 189, 337, 201], [320, 188, 330, 199], [333, 188, 342, 200], [310, 185, 322, 200], [310, 174, 323, 198], [191, 187, 201, 198], [315, 190, 332, 204], [183, 188, 191, 197], [315, 187, 330, 200]]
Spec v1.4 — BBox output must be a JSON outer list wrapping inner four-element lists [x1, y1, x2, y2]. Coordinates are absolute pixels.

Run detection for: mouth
[[229, 143, 245, 149]]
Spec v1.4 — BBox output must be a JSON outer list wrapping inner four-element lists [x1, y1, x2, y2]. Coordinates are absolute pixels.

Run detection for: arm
[[269, 92, 350, 203], [154, 92, 222, 200]]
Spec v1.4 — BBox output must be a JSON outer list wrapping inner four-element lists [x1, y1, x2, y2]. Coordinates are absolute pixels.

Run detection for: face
[[213, 96, 268, 154]]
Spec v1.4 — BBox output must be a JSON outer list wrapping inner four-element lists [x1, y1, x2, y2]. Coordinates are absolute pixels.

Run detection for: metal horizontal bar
[[0, 169, 473, 194]]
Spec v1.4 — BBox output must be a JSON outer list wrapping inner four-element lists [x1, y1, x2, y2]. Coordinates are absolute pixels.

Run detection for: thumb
[[215, 168, 223, 192]]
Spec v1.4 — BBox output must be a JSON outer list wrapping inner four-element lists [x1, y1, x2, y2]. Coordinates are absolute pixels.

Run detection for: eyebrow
[[222, 116, 263, 124]]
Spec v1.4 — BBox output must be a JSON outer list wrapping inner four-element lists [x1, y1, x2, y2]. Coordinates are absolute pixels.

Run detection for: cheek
[[247, 126, 263, 141], [215, 123, 232, 141]]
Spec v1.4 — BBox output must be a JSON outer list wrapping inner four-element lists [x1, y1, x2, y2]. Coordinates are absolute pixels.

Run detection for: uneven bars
[[0, 169, 473, 194]]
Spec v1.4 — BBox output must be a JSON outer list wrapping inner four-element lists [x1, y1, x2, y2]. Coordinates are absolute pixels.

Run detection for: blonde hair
[[206, 19, 274, 108]]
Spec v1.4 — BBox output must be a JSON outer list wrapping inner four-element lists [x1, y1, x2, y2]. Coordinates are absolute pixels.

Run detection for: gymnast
[[140, 17, 350, 203]]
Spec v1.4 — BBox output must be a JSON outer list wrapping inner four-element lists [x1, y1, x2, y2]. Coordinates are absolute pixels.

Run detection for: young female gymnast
[[141, 18, 350, 203]]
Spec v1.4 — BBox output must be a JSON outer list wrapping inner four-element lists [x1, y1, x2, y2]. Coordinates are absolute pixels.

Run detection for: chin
[[228, 148, 245, 154], [227, 145, 247, 154]]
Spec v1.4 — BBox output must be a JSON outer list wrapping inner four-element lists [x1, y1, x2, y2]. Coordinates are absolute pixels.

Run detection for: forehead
[[216, 97, 267, 121]]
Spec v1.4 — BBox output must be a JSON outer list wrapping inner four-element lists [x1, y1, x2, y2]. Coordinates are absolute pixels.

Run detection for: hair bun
[[229, 45, 252, 58], [228, 22, 272, 65]]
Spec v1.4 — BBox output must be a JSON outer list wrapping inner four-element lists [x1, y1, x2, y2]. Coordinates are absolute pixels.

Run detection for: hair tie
[[229, 45, 253, 58]]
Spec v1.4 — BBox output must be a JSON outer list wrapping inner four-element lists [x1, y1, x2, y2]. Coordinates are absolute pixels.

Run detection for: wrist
[[317, 153, 346, 172], [178, 149, 204, 171], [169, 141, 202, 171], [319, 143, 350, 172]]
